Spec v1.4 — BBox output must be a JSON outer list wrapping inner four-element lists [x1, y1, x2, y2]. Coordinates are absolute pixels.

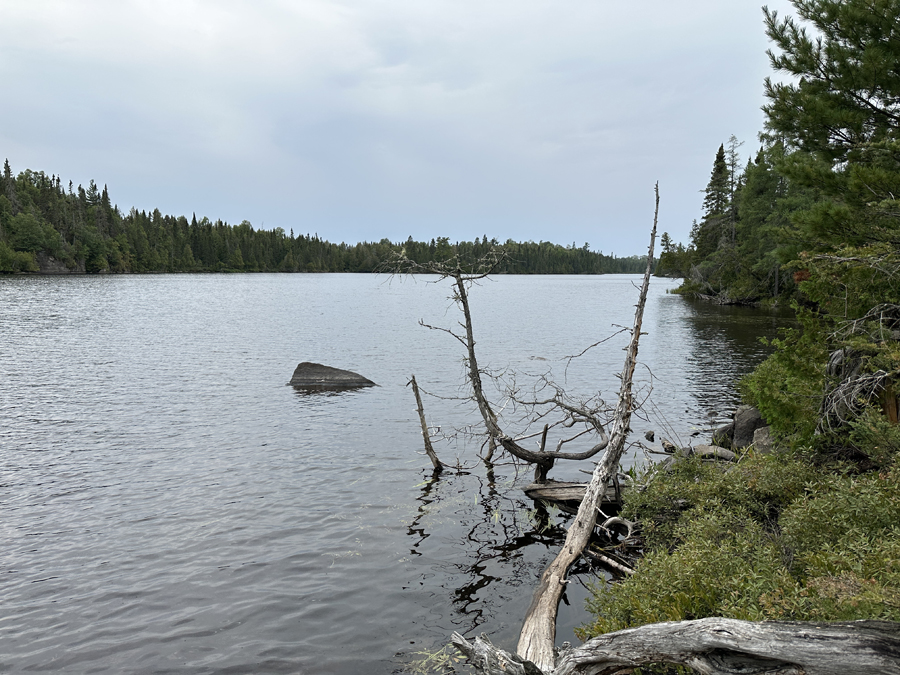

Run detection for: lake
[[0, 273, 791, 673]]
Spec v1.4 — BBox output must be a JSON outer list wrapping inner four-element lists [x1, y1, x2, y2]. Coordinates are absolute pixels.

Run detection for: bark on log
[[554, 618, 900, 675], [515, 184, 659, 671], [454, 618, 900, 675]]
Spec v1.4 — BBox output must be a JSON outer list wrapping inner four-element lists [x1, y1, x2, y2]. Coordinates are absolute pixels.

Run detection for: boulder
[[289, 362, 376, 390], [732, 405, 766, 449], [711, 421, 734, 449], [752, 426, 775, 454]]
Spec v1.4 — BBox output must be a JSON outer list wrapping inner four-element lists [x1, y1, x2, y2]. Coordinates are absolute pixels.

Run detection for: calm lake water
[[0, 274, 791, 674]]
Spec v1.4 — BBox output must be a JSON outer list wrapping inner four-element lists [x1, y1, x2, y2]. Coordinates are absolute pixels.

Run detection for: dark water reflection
[[0, 274, 791, 673]]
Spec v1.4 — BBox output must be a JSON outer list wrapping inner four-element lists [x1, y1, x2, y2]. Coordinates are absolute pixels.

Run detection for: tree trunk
[[515, 184, 659, 671], [410, 374, 443, 472]]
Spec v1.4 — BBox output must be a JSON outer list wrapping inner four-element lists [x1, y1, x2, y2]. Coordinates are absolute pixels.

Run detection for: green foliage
[[780, 469, 900, 563], [8, 211, 59, 253], [849, 408, 900, 467], [585, 0, 900, 647], [763, 2, 900, 312], [622, 454, 822, 553], [580, 511, 794, 635], [739, 307, 828, 441], [796, 243, 900, 319], [580, 451, 900, 639], [0, 240, 38, 272], [671, 141, 808, 303], [763, 1, 900, 162]]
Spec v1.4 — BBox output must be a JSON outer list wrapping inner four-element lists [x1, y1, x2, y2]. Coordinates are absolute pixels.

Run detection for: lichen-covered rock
[[752, 426, 775, 454], [288, 362, 376, 390]]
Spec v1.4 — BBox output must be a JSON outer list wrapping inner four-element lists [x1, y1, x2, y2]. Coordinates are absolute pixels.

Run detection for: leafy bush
[[739, 307, 828, 442], [848, 407, 900, 468], [622, 453, 820, 551], [580, 449, 900, 640]]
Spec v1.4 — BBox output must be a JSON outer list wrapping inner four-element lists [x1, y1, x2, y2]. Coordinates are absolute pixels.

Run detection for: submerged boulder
[[289, 362, 376, 390]]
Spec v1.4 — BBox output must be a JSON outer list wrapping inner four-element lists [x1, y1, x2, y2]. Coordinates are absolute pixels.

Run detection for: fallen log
[[453, 618, 900, 675], [521, 481, 629, 515]]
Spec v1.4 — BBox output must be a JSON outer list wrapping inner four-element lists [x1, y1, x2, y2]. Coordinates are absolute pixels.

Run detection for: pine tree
[[763, 0, 900, 314]]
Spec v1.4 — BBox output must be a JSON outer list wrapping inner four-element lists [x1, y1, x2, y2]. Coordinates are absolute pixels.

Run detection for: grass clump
[[578, 438, 900, 640]]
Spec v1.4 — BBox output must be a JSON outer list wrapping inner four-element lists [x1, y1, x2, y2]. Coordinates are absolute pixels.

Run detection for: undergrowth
[[578, 417, 900, 639]]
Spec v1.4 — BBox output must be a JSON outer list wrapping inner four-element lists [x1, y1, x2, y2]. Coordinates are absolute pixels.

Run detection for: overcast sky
[[1, 0, 796, 255]]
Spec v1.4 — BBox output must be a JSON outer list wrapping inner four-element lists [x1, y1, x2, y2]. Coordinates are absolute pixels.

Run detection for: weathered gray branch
[[409, 374, 443, 472], [454, 618, 900, 675], [391, 249, 617, 475], [515, 183, 658, 671], [555, 618, 900, 675]]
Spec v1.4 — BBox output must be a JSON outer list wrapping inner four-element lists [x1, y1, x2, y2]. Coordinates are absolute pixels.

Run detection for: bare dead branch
[[582, 548, 635, 576], [409, 374, 443, 472], [515, 183, 659, 671]]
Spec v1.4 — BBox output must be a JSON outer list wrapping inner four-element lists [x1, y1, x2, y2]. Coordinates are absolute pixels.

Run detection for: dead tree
[[389, 251, 615, 482], [452, 617, 900, 675], [409, 374, 443, 472], [388, 186, 658, 671], [514, 185, 658, 670]]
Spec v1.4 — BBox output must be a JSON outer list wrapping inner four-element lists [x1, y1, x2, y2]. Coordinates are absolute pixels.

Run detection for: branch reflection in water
[[404, 460, 604, 642]]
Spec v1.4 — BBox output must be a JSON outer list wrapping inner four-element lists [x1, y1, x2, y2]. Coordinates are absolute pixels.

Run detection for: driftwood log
[[453, 618, 900, 675]]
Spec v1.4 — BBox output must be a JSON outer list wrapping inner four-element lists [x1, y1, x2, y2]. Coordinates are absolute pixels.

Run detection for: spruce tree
[[691, 144, 732, 261], [702, 144, 730, 218]]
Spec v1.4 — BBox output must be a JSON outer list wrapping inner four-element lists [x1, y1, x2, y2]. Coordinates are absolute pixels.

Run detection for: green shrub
[[623, 453, 820, 551], [780, 469, 900, 570], [848, 408, 900, 468], [739, 308, 828, 442], [580, 453, 900, 640]]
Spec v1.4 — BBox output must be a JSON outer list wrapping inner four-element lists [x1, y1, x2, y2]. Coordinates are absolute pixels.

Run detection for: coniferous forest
[[577, 0, 900, 647], [655, 1, 900, 313], [0, 161, 646, 276]]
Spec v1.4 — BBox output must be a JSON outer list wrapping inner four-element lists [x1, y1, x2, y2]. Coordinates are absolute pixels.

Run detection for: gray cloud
[[1, 0, 795, 253]]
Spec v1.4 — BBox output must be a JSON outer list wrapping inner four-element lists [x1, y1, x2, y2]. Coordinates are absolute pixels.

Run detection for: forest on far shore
[[0, 162, 647, 276]]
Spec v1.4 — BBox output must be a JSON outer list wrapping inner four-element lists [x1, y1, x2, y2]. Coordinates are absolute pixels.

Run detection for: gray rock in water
[[732, 405, 766, 449], [289, 362, 376, 390]]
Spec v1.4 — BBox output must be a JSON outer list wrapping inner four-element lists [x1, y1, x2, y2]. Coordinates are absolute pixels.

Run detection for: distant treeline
[[0, 161, 647, 275]]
